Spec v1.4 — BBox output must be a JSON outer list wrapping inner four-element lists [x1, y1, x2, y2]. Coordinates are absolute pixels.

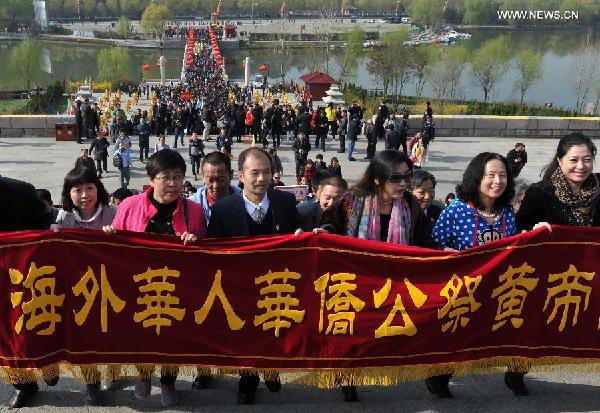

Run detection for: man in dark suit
[[207, 147, 300, 404], [298, 174, 346, 233], [0, 177, 56, 408]]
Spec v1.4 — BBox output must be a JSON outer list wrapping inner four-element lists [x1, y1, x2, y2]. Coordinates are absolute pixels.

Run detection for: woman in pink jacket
[[103, 149, 206, 407]]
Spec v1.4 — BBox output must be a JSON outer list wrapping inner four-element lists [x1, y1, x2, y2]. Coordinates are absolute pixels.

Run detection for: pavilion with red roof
[[299, 71, 338, 101]]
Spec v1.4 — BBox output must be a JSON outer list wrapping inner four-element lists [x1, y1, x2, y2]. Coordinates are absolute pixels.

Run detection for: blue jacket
[[432, 198, 516, 251], [189, 185, 242, 224], [114, 146, 133, 168]]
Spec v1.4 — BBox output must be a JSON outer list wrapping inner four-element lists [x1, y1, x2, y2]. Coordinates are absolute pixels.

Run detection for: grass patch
[[0, 99, 29, 114]]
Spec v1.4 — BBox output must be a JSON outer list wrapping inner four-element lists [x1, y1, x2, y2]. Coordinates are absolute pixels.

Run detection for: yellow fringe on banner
[[0, 358, 597, 387]]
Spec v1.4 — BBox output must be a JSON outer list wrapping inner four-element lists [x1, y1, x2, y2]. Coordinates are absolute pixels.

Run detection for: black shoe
[[265, 378, 281, 393], [505, 372, 528, 396], [101, 380, 121, 391], [425, 376, 453, 398], [341, 385, 358, 402], [8, 383, 38, 408], [45, 376, 59, 386], [85, 383, 103, 406], [191, 374, 211, 390], [238, 375, 258, 405], [348, 157, 356, 161], [337, 150, 345, 153]]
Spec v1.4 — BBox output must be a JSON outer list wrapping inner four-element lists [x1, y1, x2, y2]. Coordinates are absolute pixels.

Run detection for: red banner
[[1, 227, 600, 385]]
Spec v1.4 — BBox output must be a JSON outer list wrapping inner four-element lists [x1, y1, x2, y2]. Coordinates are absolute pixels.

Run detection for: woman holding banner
[[428, 152, 516, 398], [321, 149, 431, 402], [103, 149, 206, 407], [52, 166, 117, 406], [514, 133, 599, 396]]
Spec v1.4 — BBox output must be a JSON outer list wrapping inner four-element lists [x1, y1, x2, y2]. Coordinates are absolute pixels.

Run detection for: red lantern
[[259, 65, 268, 72], [142, 64, 151, 71]]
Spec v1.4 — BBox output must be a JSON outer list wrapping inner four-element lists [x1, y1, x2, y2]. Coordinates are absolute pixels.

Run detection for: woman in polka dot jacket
[[427, 152, 519, 399]]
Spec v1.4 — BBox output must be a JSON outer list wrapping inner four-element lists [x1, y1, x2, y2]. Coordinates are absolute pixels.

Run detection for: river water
[[0, 28, 598, 110]]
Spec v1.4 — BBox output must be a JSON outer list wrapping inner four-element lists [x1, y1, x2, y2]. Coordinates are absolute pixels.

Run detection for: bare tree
[[571, 45, 599, 114], [271, 20, 294, 83]]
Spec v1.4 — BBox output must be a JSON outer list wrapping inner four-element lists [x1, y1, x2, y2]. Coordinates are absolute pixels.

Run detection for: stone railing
[[405, 115, 600, 139], [0, 115, 75, 137], [1, 114, 599, 138]]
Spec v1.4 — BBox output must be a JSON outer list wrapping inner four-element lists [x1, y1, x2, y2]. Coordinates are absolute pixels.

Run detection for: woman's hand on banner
[[102, 225, 117, 234], [533, 222, 553, 232]]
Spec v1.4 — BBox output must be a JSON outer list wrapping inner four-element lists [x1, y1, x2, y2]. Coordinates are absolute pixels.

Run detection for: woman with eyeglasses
[[426, 152, 516, 399], [102, 149, 206, 407], [320, 149, 432, 402]]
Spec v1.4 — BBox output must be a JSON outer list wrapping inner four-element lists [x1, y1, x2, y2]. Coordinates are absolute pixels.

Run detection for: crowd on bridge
[[1, 25, 599, 410]]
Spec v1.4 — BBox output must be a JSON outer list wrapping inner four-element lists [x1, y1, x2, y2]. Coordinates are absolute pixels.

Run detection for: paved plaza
[[0, 134, 569, 204], [1, 133, 600, 412]]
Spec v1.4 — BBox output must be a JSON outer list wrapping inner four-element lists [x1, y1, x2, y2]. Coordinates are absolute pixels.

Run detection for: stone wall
[[405, 115, 600, 139], [0, 115, 75, 137], [1, 114, 598, 138]]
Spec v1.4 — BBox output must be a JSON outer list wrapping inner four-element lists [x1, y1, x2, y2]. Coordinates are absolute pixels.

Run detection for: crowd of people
[[2, 26, 599, 409]]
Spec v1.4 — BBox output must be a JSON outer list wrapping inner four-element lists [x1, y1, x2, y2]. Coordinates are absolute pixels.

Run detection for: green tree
[[140, 3, 173, 39], [409, 0, 445, 28], [445, 44, 468, 99], [514, 50, 543, 106], [8, 39, 41, 89], [338, 27, 364, 86], [0, 0, 34, 30], [471, 37, 510, 103], [97, 47, 132, 83], [368, 45, 395, 95], [412, 44, 436, 97], [114, 15, 133, 38], [463, 0, 495, 24], [380, 27, 412, 99]]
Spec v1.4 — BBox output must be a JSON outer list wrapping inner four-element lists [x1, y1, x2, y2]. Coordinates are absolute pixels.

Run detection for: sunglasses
[[388, 171, 413, 183]]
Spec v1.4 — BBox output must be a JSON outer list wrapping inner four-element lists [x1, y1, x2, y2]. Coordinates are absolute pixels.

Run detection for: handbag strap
[[183, 197, 190, 233]]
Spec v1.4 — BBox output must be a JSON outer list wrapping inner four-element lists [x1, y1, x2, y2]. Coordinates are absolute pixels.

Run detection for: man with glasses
[[103, 149, 206, 407]]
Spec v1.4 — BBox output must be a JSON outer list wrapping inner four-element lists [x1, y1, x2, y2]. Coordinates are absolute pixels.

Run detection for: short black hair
[[36, 188, 53, 205], [408, 169, 437, 191], [311, 169, 332, 189], [456, 152, 514, 211], [320, 175, 348, 190], [61, 166, 110, 212], [201, 151, 232, 175], [146, 149, 186, 179], [237, 147, 272, 171], [112, 187, 133, 201]]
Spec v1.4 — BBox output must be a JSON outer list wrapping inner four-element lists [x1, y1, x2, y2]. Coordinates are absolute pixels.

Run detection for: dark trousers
[[173, 127, 185, 147], [295, 156, 306, 177], [252, 124, 261, 143], [95, 155, 107, 175], [190, 155, 201, 175], [272, 132, 281, 148], [139, 137, 149, 161], [161, 373, 176, 386], [366, 138, 377, 159], [339, 134, 346, 152], [315, 133, 326, 151]]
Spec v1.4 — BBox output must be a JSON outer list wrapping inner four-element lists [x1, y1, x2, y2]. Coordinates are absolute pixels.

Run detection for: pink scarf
[[358, 195, 411, 244]]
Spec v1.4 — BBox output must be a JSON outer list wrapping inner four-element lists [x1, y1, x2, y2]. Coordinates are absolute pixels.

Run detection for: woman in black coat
[[514, 133, 599, 396], [518, 133, 600, 231]]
